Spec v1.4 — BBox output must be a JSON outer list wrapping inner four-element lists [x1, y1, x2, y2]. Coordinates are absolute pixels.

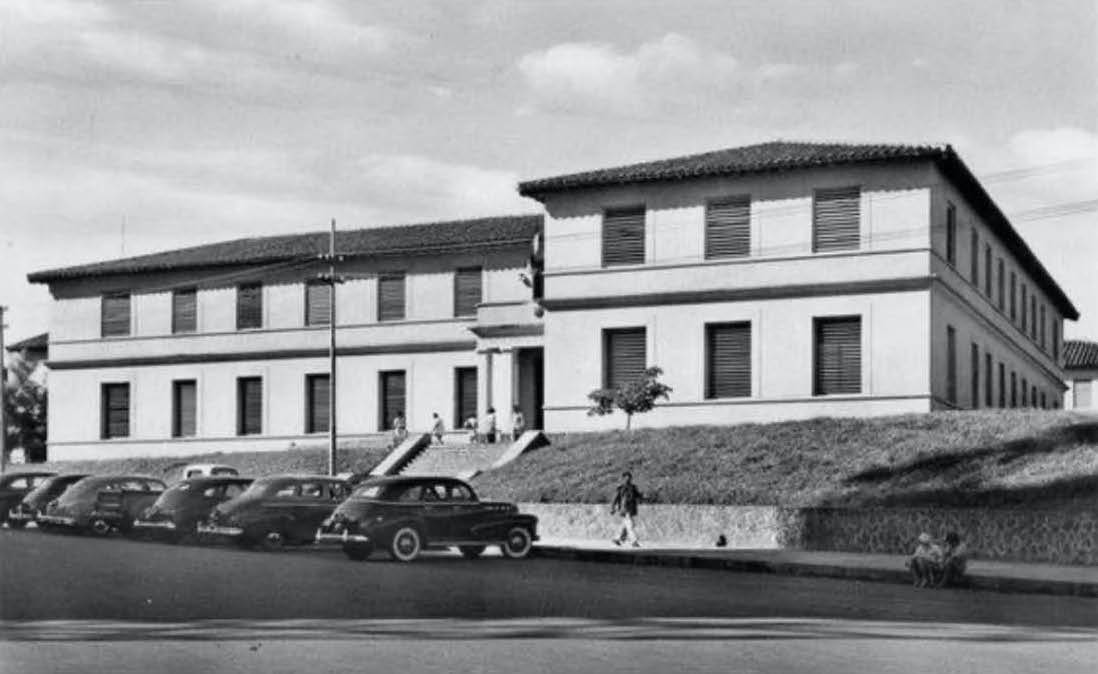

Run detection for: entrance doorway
[[516, 347, 544, 430]]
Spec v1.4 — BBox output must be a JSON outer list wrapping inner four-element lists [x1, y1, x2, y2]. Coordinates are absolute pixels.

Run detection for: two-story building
[[29, 141, 1079, 459]]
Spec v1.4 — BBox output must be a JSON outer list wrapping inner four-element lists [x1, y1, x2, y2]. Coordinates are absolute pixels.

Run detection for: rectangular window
[[970, 230, 979, 284], [378, 272, 406, 322], [1011, 371, 1017, 408], [305, 281, 332, 326], [1021, 378, 1028, 407], [1030, 295, 1037, 340], [1075, 380, 1093, 409], [453, 267, 483, 317], [1031, 385, 1037, 407], [237, 377, 262, 436], [1053, 321, 1060, 361], [1040, 391, 1047, 409], [1009, 272, 1017, 320], [454, 367, 478, 428], [101, 383, 130, 439], [813, 187, 861, 253], [1021, 284, 1028, 332], [172, 380, 196, 438], [705, 322, 752, 399], [997, 258, 1005, 310], [379, 370, 406, 431], [705, 196, 751, 259], [970, 342, 979, 409], [306, 374, 330, 434], [601, 206, 646, 267], [984, 245, 992, 297], [814, 316, 862, 395], [998, 362, 1005, 408], [171, 288, 197, 334], [603, 327, 647, 390], [1039, 305, 1046, 350], [946, 326, 957, 405], [945, 203, 957, 266], [101, 293, 131, 337], [236, 283, 263, 330], [985, 352, 993, 408]]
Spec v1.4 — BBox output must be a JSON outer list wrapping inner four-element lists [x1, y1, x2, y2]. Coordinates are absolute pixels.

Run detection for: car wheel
[[389, 526, 422, 562], [343, 543, 373, 561], [500, 527, 533, 559], [260, 530, 286, 551], [459, 545, 486, 559], [88, 518, 112, 537]]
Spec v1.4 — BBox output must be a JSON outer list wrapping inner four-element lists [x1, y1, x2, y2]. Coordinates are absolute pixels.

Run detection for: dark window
[[236, 283, 263, 330], [1021, 284, 1028, 332], [1031, 385, 1037, 408], [814, 316, 862, 395], [970, 230, 979, 284], [985, 352, 993, 408], [945, 203, 957, 266], [998, 362, 1005, 408], [813, 187, 860, 252], [306, 374, 330, 434], [984, 245, 992, 297], [379, 370, 406, 431], [601, 207, 646, 267], [1010, 371, 1017, 407], [1021, 377, 1029, 407], [378, 273, 405, 322], [237, 377, 262, 436], [603, 327, 647, 390], [1009, 272, 1017, 320], [705, 196, 751, 259], [454, 367, 478, 428], [101, 383, 130, 439], [454, 267, 483, 317], [1053, 321, 1060, 361], [101, 293, 131, 337], [1039, 305, 1046, 350], [306, 281, 332, 326], [172, 380, 196, 438], [1040, 391, 1047, 409], [705, 322, 751, 399], [997, 258, 1005, 310], [946, 326, 957, 405], [1030, 295, 1037, 340], [172, 288, 197, 334], [970, 342, 979, 409]]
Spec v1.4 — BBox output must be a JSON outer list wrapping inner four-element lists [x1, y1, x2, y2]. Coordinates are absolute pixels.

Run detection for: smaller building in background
[[4, 331, 48, 386], [1065, 340, 1098, 411]]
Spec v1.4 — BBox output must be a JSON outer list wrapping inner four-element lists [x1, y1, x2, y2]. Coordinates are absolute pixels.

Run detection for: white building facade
[[1064, 340, 1098, 412]]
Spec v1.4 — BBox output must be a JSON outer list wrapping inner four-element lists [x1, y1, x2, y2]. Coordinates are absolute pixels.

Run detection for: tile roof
[[28, 214, 543, 283], [1065, 340, 1098, 370], [5, 332, 47, 353]]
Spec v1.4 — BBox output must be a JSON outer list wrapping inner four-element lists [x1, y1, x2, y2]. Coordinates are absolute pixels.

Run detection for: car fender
[[469, 514, 538, 540], [365, 517, 428, 544]]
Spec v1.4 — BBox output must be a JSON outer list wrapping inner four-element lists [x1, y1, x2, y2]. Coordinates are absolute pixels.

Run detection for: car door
[[444, 482, 483, 541], [419, 481, 457, 542]]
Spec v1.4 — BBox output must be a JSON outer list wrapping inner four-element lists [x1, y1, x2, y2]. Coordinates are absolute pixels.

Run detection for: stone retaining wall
[[520, 503, 1098, 566]]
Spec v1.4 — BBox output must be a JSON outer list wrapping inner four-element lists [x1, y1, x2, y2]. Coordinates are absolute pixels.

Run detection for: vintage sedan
[[7, 473, 89, 529], [131, 476, 253, 542], [198, 475, 351, 549], [315, 475, 539, 562], [0, 471, 56, 525], [39, 475, 167, 535]]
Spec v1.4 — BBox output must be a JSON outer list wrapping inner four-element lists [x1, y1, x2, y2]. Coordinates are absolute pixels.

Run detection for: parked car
[[131, 476, 253, 543], [181, 464, 239, 480], [315, 475, 539, 562], [197, 475, 350, 550], [38, 475, 167, 536], [7, 473, 90, 529], [0, 471, 56, 525]]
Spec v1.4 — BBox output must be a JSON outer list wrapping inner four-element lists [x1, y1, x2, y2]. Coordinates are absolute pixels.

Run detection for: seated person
[[907, 532, 942, 588], [936, 531, 968, 588]]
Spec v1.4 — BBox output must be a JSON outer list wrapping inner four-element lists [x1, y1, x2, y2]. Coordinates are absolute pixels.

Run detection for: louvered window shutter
[[378, 273, 406, 322], [814, 317, 862, 395], [172, 289, 197, 334], [307, 374, 330, 433], [237, 284, 263, 330], [705, 197, 751, 259], [101, 384, 130, 439], [306, 282, 332, 326], [173, 380, 196, 437], [602, 207, 646, 267], [604, 328, 646, 390], [237, 377, 262, 435], [706, 323, 751, 398], [455, 367, 478, 427], [813, 187, 860, 252], [454, 267, 482, 317], [380, 371, 406, 430], [101, 294, 131, 337]]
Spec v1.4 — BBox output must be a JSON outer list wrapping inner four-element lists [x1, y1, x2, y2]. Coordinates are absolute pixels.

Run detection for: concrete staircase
[[400, 441, 513, 480]]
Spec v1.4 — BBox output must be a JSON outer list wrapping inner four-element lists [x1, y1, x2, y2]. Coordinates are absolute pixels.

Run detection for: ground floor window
[[603, 327, 646, 390], [379, 370, 406, 431], [814, 316, 862, 396], [172, 380, 196, 438], [306, 373, 330, 434], [101, 383, 130, 439], [705, 322, 751, 399], [237, 377, 263, 436]]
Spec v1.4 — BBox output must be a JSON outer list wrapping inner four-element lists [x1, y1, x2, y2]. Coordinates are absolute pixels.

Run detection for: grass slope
[[472, 411, 1098, 508]]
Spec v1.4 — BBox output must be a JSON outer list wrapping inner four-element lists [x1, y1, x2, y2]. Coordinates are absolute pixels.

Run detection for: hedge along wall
[[520, 503, 1098, 566]]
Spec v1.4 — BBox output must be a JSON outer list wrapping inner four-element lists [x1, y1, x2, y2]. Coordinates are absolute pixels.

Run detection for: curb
[[533, 546, 1098, 598]]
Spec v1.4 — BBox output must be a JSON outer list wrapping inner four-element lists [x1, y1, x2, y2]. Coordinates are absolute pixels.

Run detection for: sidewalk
[[533, 538, 1098, 598]]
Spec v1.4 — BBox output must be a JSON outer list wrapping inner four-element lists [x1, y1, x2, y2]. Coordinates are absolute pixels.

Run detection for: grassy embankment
[[473, 410, 1098, 508]]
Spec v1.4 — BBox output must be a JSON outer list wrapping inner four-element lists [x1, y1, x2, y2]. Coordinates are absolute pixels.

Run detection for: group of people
[[388, 406, 528, 447], [907, 531, 968, 588]]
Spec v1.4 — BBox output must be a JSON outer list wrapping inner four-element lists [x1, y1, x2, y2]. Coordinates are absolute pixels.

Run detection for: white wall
[[1065, 370, 1097, 411]]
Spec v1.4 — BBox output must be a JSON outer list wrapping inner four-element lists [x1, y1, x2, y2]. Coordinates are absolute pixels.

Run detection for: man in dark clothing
[[611, 471, 643, 547]]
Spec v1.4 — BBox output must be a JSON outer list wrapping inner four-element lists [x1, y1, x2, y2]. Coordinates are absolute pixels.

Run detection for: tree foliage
[[3, 356, 47, 462], [587, 366, 672, 430]]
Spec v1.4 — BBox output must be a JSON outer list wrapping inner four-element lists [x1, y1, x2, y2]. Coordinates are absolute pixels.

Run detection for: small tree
[[587, 366, 672, 430], [3, 357, 47, 463]]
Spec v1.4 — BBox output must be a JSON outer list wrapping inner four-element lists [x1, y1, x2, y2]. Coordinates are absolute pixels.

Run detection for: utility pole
[[318, 220, 344, 476], [0, 305, 7, 474]]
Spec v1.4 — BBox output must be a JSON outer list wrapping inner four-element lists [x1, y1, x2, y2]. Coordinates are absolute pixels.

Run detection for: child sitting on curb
[[907, 532, 943, 588]]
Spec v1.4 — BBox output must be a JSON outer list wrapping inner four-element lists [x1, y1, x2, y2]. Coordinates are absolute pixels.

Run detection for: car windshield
[[24, 475, 83, 502], [237, 477, 299, 499], [352, 484, 383, 499]]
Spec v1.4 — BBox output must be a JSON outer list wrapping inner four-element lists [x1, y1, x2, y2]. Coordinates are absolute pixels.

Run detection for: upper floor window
[[945, 203, 957, 266], [705, 196, 751, 259], [814, 316, 862, 395], [171, 288, 197, 334], [1039, 305, 1046, 350], [453, 267, 483, 317], [1053, 321, 1060, 362], [305, 281, 332, 327], [1009, 272, 1017, 320], [378, 272, 406, 322], [984, 244, 992, 297], [813, 187, 860, 253], [1030, 295, 1037, 340], [602, 206, 646, 267], [969, 230, 979, 284], [101, 293, 131, 337], [1020, 283, 1028, 330], [236, 283, 263, 330], [997, 258, 1005, 310]]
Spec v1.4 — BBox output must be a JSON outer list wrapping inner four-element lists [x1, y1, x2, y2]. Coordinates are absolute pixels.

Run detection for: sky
[[1, 0, 1096, 344]]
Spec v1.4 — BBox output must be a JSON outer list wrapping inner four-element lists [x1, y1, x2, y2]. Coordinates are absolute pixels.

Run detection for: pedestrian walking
[[511, 404, 526, 441], [391, 411, 408, 446], [430, 412, 445, 444], [480, 407, 497, 444], [610, 471, 643, 547], [464, 415, 478, 443]]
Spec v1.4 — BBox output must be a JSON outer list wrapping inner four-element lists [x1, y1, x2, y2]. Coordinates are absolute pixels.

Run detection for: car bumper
[[196, 523, 244, 537], [132, 519, 177, 532], [315, 530, 371, 545], [7, 509, 36, 523], [37, 514, 77, 526]]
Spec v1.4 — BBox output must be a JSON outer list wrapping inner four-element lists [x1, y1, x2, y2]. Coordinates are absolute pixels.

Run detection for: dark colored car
[[315, 475, 539, 562], [131, 476, 254, 543], [7, 473, 90, 529], [39, 475, 167, 535], [197, 475, 351, 549], [0, 471, 56, 525]]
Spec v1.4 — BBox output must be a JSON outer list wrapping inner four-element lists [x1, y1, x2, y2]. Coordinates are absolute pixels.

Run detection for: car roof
[[183, 463, 238, 471], [2, 471, 56, 479], [253, 474, 347, 483], [178, 476, 254, 486], [77, 474, 167, 485], [359, 475, 472, 488]]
